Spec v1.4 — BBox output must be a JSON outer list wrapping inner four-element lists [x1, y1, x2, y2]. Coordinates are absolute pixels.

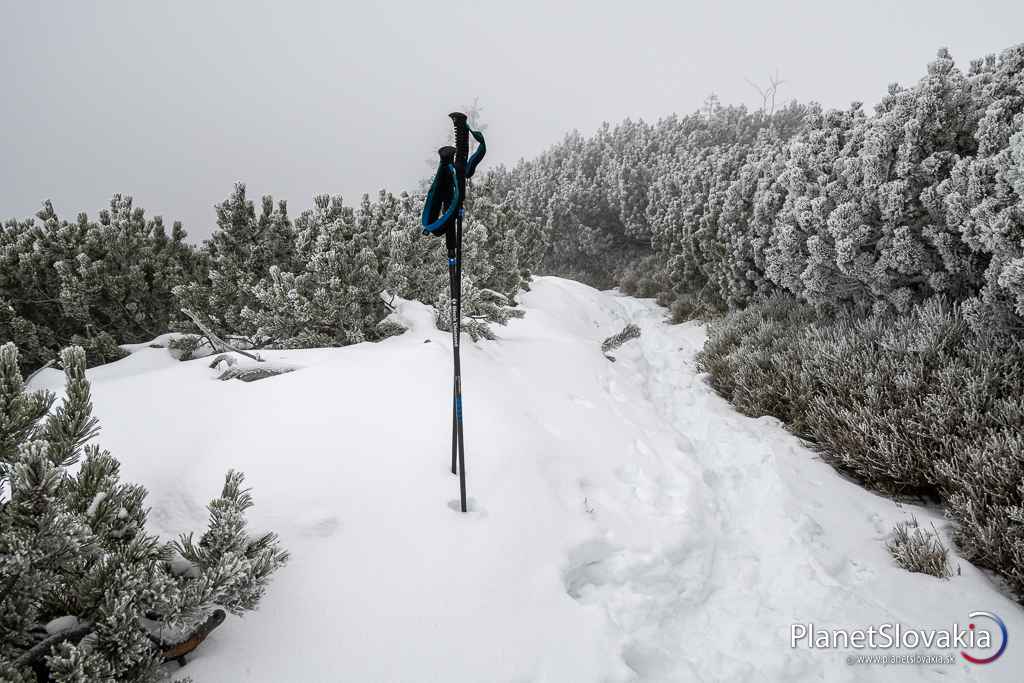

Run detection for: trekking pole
[[450, 112, 469, 512], [420, 112, 486, 513]]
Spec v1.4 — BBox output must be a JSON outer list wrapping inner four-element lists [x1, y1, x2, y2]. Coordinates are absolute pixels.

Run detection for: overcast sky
[[2, 0, 1022, 241]]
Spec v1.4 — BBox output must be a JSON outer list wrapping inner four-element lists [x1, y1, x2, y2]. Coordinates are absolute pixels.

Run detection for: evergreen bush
[[0, 342, 287, 681], [697, 296, 1024, 596]]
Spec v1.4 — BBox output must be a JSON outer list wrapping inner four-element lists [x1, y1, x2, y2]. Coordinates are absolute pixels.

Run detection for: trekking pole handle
[[449, 112, 470, 171]]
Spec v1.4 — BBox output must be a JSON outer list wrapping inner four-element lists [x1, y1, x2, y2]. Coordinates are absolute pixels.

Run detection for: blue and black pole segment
[[420, 111, 485, 513]]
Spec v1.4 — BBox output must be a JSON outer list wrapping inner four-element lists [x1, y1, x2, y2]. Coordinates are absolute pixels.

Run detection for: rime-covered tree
[[940, 44, 1024, 333], [766, 103, 867, 304], [173, 183, 293, 342], [0, 197, 201, 373], [240, 193, 403, 348], [828, 49, 978, 313], [501, 41, 1024, 335], [0, 343, 287, 682], [431, 209, 524, 341], [466, 181, 525, 300], [55, 195, 201, 343]]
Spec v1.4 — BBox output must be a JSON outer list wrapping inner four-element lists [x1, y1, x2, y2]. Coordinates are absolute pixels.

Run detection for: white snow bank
[[43, 278, 1023, 682]]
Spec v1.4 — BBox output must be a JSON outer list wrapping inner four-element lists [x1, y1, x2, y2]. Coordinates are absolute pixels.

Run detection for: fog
[[2, 0, 1021, 240]]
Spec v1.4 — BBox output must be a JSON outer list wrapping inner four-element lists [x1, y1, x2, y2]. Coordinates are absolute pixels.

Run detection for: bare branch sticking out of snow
[[217, 364, 297, 383], [601, 323, 641, 361], [24, 359, 55, 386], [180, 308, 263, 362], [209, 354, 238, 371]]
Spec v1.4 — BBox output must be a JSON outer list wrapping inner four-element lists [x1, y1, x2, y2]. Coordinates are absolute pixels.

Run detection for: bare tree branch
[[745, 69, 787, 115], [24, 359, 55, 386], [15, 622, 94, 667], [744, 77, 769, 113], [179, 309, 263, 362]]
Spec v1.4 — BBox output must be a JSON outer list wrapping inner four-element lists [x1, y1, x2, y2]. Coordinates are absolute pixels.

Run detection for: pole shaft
[[448, 250, 458, 476], [455, 218, 467, 513]]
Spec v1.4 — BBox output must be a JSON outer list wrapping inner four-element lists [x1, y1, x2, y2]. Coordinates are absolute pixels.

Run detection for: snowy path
[[548, 286, 1021, 682], [37, 277, 1022, 681]]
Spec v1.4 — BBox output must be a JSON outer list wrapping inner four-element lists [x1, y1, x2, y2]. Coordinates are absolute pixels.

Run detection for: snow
[[86, 491, 107, 517], [168, 553, 201, 579], [30, 277, 1023, 681], [45, 616, 81, 635]]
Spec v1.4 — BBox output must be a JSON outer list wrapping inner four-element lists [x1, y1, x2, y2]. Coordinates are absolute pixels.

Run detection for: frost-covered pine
[[173, 470, 290, 617], [387, 195, 449, 307], [765, 104, 867, 304], [180, 182, 535, 349], [433, 280, 523, 342], [835, 48, 978, 313], [56, 195, 201, 342], [0, 298, 55, 376], [516, 125, 652, 288], [430, 203, 524, 341], [0, 342, 287, 682], [241, 193, 402, 348], [466, 184, 525, 300], [939, 44, 1024, 333], [173, 183, 294, 342], [503, 42, 1024, 333], [716, 127, 790, 307], [1, 196, 200, 373]]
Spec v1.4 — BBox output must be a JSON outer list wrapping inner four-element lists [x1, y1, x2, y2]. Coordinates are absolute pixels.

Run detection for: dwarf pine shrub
[[697, 295, 1024, 598], [1, 197, 201, 375], [696, 294, 818, 425], [0, 343, 287, 681]]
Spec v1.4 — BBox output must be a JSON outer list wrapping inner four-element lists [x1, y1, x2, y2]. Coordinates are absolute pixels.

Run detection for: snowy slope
[[30, 277, 1023, 682]]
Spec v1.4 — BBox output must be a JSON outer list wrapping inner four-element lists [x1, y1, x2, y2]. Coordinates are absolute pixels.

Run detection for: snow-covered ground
[[31, 277, 1023, 682]]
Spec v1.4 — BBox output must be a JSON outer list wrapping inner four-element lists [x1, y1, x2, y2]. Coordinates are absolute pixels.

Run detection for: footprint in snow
[[633, 438, 655, 457], [298, 515, 340, 538], [845, 558, 877, 584], [569, 394, 595, 409], [604, 378, 628, 402], [562, 537, 619, 599], [675, 434, 696, 454], [867, 512, 887, 535]]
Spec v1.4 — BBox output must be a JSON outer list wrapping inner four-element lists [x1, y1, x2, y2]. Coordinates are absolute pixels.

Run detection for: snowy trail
[[549, 283, 1023, 682], [36, 277, 1023, 682]]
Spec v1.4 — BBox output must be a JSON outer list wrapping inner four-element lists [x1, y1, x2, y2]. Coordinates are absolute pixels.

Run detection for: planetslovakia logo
[[791, 612, 1008, 665], [961, 611, 1008, 665]]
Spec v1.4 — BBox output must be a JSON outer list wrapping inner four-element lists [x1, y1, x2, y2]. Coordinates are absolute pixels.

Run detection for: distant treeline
[[1, 178, 543, 373], [507, 45, 1024, 336]]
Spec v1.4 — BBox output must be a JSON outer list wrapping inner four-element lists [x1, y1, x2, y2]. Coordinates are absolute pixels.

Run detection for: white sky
[[2, 0, 1022, 241]]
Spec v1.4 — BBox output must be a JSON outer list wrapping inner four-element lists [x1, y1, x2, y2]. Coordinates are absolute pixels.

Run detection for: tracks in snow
[[556, 293, 958, 682]]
